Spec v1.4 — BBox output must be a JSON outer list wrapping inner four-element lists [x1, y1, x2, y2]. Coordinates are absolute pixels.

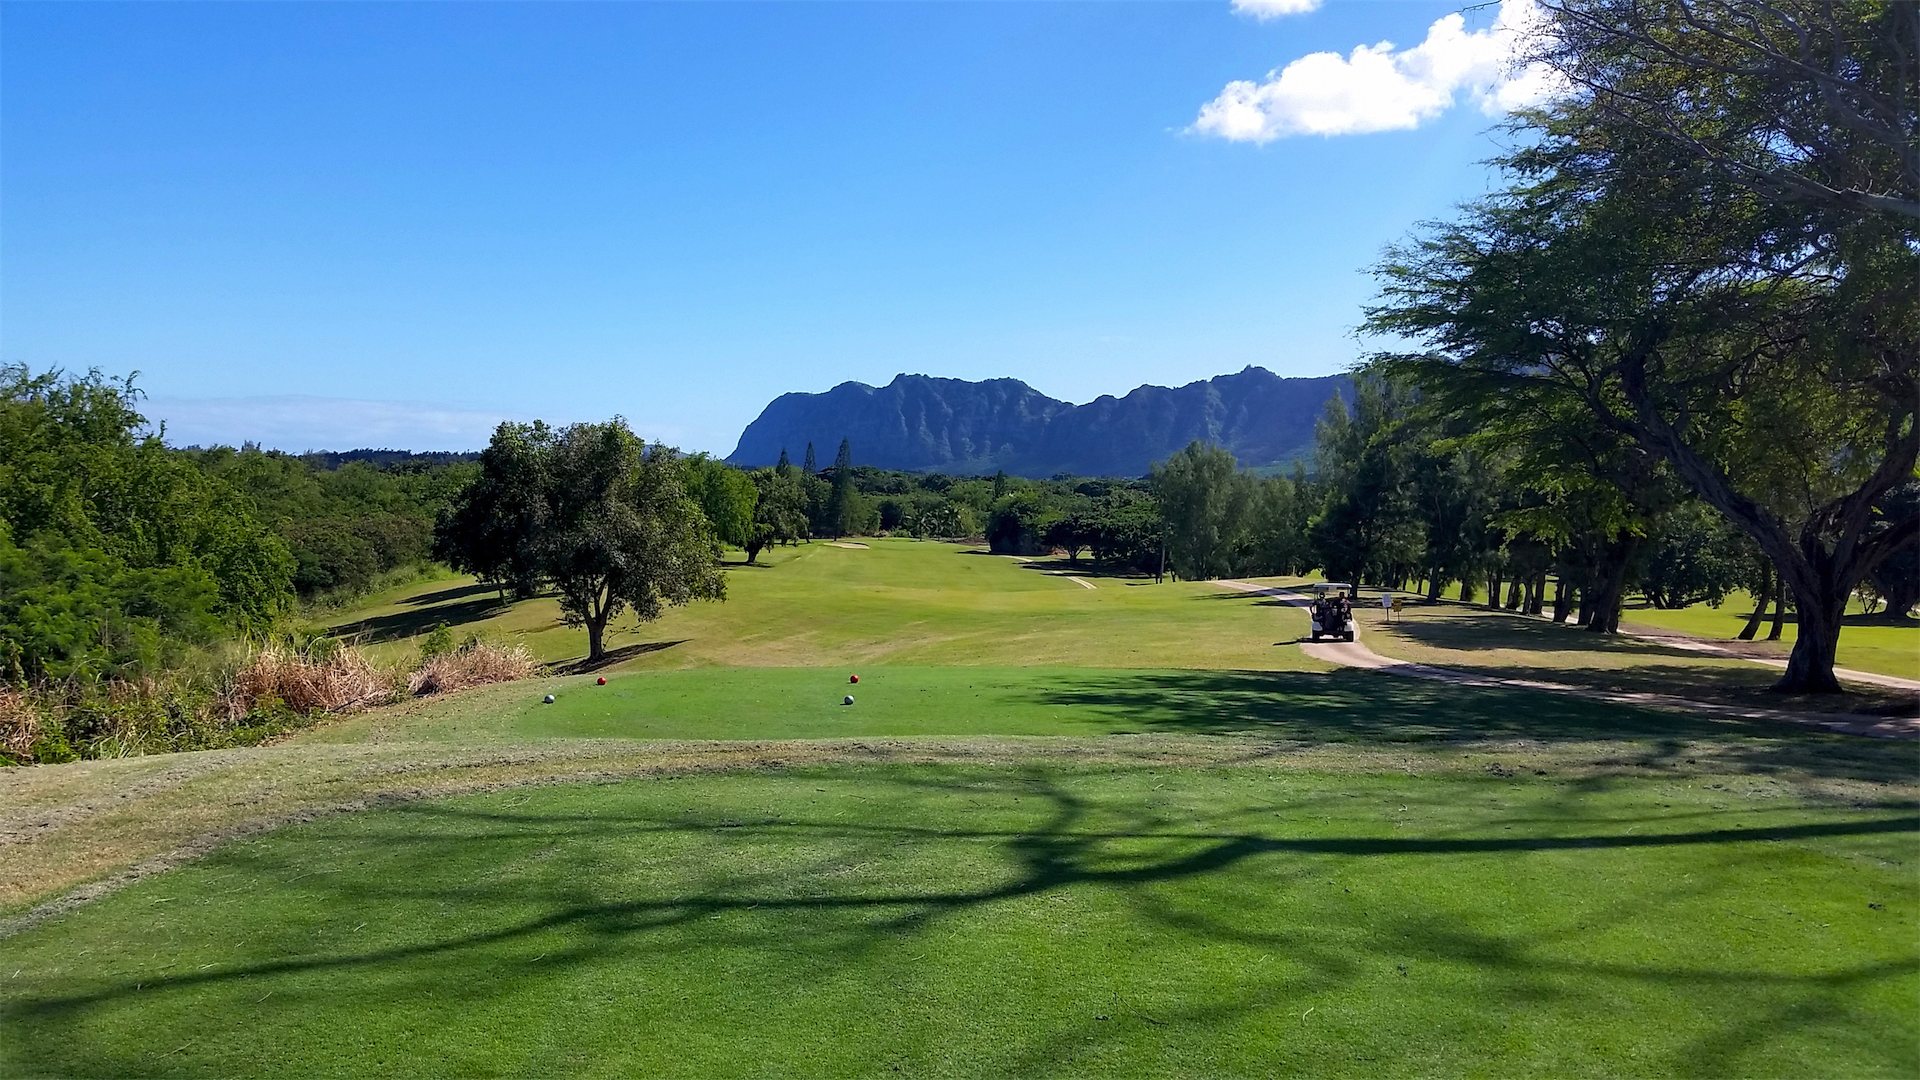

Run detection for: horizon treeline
[[12, 359, 1912, 694]]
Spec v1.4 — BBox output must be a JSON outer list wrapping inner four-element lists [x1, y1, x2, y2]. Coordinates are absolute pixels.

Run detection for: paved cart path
[[1215, 580, 1918, 740]]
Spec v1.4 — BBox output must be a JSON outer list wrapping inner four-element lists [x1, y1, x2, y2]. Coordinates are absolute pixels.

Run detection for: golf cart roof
[[1313, 582, 1352, 591]]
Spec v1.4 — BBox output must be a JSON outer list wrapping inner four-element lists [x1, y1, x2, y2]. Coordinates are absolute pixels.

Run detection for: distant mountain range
[[725, 367, 1352, 477]]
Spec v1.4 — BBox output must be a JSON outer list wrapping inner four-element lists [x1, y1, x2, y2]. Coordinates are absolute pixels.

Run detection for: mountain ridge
[[726, 366, 1351, 477]]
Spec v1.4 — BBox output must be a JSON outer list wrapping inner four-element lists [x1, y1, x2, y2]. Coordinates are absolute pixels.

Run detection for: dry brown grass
[[0, 687, 38, 761], [407, 642, 537, 696], [227, 642, 397, 716]]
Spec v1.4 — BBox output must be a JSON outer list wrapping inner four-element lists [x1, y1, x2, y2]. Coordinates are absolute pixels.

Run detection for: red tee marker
[[596, 676, 607, 686], [849, 674, 860, 684]]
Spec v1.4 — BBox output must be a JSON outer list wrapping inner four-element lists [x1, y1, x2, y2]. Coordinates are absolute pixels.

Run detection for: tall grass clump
[[1, 685, 40, 764], [4, 632, 537, 766], [226, 639, 397, 716], [407, 640, 536, 696]]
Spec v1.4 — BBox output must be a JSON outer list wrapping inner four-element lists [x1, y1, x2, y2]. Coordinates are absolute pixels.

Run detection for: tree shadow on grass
[[1011, 560, 1154, 581], [1623, 599, 1919, 630], [399, 582, 498, 607], [7, 767, 1915, 1077], [547, 640, 687, 675], [1017, 669, 1915, 783], [328, 597, 511, 645], [1381, 610, 1721, 662]]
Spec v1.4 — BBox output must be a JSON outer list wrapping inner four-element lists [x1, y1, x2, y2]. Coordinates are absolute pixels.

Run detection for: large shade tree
[[1369, 0, 1916, 692], [437, 420, 725, 662]]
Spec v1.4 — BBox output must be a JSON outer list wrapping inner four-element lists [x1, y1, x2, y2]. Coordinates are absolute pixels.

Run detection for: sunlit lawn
[[7, 540, 1917, 1077], [319, 539, 1331, 672], [1619, 591, 1918, 681], [4, 763, 1915, 1078]]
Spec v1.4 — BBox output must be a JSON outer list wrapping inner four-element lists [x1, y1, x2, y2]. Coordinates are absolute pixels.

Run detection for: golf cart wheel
[[1310, 633, 1321, 642], [1344, 632, 1355, 642]]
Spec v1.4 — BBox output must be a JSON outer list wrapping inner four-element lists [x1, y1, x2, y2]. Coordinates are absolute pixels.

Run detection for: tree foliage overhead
[[1367, 0, 1917, 691]]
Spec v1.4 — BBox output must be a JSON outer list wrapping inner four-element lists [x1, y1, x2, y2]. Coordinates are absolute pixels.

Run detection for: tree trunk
[[1584, 538, 1635, 633], [1775, 589, 1843, 693], [1504, 578, 1524, 611], [586, 616, 607, 662], [1427, 575, 1445, 602], [1612, 347, 1916, 691], [1737, 565, 1770, 641], [1460, 580, 1477, 604], [1486, 574, 1502, 611], [1768, 588, 1787, 642], [1529, 572, 1548, 616], [1551, 577, 1575, 623]]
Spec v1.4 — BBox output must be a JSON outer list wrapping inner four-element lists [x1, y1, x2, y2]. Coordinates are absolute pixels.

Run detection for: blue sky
[[1, 1, 1545, 455]]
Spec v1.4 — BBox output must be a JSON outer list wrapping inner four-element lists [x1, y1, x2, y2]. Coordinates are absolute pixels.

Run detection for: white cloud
[[1192, 0, 1563, 143], [1232, 0, 1323, 19]]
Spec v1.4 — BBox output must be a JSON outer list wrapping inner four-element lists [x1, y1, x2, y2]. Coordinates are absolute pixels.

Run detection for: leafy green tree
[[746, 468, 808, 564], [0, 524, 225, 682], [541, 426, 725, 661], [1307, 382, 1424, 587], [0, 365, 294, 674], [437, 420, 725, 662], [1242, 475, 1308, 577], [1368, 0, 1915, 687], [1534, 0, 1917, 223], [1085, 490, 1162, 572], [435, 421, 552, 599], [1152, 442, 1254, 580], [683, 455, 758, 552], [1636, 503, 1746, 610], [986, 490, 1062, 556], [826, 439, 858, 539], [1868, 482, 1920, 619], [193, 444, 466, 602]]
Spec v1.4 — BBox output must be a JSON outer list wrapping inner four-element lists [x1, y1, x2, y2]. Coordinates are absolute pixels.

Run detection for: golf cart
[[1308, 582, 1357, 642]]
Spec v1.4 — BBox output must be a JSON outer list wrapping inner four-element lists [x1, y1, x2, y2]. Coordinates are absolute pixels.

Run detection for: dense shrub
[[1, 366, 295, 680]]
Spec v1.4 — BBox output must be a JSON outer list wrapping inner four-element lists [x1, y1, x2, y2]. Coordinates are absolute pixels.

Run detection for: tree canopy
[[436, 420, 726, 661]]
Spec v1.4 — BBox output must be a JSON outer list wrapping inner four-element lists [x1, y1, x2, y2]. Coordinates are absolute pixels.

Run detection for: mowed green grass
[[8, 539, 1918, 1077], [1620, 592, 1919, 681], [4, 764, 1914, 1077], [312, 664, 1771, 745], [322, 539, 1327, 671]]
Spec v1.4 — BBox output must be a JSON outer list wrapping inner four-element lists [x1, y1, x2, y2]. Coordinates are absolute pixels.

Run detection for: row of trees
[[1, 365, 499, 683], [187, 445, 474, 599], [1362, 0, 1916, 691], [1132, 1, 1915, 693]]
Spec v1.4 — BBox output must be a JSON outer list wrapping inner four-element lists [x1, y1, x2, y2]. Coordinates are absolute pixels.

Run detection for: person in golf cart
[[1308, 582, 1357, 642]]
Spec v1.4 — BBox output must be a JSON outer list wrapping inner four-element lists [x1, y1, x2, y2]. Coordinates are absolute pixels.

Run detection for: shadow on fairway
[[7, 767, 1916, 1078], [400, 582, 499, 607], [1020, 669, 1912, 782], [1379, 611, 1724, 662], [1026, 668, 1718, 741], [549, 640, 687, 674], [330, 596, 514, 644]]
